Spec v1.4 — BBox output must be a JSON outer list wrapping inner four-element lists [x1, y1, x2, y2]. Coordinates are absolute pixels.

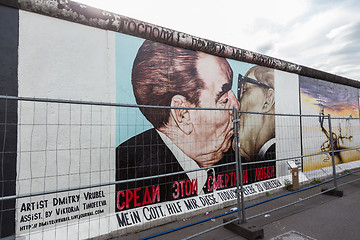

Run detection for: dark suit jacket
[[116, 128, 191, 211], [244, 142, 276, 184], [115, 128, 236, 211]]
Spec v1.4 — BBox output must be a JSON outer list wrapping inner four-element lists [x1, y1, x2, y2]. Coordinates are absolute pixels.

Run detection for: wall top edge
[[1, 0, 359, 88]]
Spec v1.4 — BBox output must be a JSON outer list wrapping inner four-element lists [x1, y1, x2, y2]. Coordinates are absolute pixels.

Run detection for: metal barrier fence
[[0, 96, 237, 239], [1, 95, 360, 239], [184, 108, 360, 240]]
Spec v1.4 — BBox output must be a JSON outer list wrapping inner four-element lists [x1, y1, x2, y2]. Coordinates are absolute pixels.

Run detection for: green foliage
[[344, 169, 351, 174], [284, 179, 292, 191], [265, 191, 270, 196], [311, 178, 322, 184]]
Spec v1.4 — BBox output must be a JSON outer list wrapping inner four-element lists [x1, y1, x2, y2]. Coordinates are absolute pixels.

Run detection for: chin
[[213, 154, 224, 164], [240, 149, 251, 162], [223, 139, 232, 152]]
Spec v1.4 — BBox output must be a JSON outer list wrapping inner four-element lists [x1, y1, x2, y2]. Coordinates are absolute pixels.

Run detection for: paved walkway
[[116, 171, 360, 240]]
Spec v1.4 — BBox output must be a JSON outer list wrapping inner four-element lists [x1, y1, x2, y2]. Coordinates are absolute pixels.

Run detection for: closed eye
[[218, 93, 230, 107]]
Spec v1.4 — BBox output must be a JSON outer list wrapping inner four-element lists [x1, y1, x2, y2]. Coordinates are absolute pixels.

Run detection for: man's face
[[238, 72, 269, 159], [239, 72, 269, 113], [190, 53, 240, 167]]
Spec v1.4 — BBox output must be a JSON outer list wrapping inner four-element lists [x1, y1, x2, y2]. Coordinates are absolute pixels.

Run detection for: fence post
[[233, 107, 246, 223], [327, 114, 338, 190], [223, 109, 264, 239]]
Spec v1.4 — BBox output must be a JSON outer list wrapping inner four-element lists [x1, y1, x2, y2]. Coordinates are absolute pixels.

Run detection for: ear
[[262, 88, 275, 112], [170, 95, 193, 135]]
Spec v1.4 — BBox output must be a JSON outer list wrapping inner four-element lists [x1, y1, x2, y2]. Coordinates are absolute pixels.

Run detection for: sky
[[76, 0, 360, 81]]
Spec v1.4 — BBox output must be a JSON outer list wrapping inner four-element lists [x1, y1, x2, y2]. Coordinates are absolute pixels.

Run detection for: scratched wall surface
[[1, 0, 359, 87]]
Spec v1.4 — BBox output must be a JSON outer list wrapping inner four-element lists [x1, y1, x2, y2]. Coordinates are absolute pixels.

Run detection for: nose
[[228, 90, 240, 110]]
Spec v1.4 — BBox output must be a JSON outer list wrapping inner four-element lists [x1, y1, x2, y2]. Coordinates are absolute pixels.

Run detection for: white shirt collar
[[157, 130, 208, 195], [257, 138, 276, 160]]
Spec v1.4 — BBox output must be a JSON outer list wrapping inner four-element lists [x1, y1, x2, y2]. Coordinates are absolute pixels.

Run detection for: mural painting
[[115, 35, 278, 218], [300, 76, 360, 171], [3, 0, 358, 237]]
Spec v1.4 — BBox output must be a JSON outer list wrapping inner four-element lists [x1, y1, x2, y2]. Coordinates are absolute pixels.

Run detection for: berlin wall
[[0, 0, 360, 239]]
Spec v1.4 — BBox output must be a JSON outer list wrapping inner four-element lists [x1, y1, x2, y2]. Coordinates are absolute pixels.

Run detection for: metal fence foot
[[321, 188, 343, 197], [223, 217, 264, 240]]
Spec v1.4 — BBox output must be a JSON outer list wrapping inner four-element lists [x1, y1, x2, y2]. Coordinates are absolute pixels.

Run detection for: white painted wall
[[275, 70, 302, 175], [16, 10, 117, 238]]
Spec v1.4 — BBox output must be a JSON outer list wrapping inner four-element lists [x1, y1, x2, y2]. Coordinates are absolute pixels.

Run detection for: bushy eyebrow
[[215, 83, 232, 102]]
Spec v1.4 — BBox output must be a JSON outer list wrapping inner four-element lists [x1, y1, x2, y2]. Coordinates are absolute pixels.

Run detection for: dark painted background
[[0, 4, 18, 238]]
